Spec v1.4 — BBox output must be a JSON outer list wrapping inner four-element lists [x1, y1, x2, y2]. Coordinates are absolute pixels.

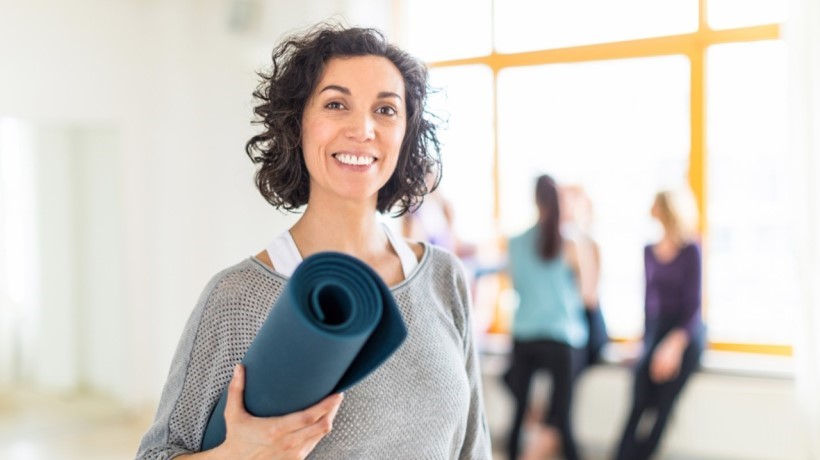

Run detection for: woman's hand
[[214, 364, 344, 460], [649, 329, 689, 384]]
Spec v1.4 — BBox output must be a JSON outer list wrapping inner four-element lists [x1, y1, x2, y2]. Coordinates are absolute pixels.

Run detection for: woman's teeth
[[335, 154, 374, 166]]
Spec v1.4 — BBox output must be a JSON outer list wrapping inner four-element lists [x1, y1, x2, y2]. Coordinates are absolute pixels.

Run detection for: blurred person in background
[[558, 184, 608, 371], [614, 187, 705, 460], [503, 174, 591, 460], [135, 23, 491, 460], [401, 167, 476, 260]]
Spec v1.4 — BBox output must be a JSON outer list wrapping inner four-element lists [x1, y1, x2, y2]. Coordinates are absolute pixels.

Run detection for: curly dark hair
[[245, 22, 442, 216]]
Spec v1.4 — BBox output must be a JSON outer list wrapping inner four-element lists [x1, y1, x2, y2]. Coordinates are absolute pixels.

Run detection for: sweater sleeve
[[452, 259, 493, 460], [135, 276, 225, 460], [678, 244, 703, 339]]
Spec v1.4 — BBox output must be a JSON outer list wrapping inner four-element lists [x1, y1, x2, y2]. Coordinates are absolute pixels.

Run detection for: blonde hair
[[653, 186, 699, 242]]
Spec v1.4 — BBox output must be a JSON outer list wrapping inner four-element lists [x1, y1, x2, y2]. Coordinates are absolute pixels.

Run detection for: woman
[[559, 184, 606, 370], [136, 24, 491, 459], [504, 175, 590, 460], [615, 188, 705, 460]]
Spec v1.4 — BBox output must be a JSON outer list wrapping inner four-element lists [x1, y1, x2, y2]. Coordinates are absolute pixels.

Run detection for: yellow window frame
[[424, 0, 786, 356]]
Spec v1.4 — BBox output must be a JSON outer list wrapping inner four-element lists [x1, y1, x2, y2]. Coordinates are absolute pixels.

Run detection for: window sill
[[478, 333, 795, 380]]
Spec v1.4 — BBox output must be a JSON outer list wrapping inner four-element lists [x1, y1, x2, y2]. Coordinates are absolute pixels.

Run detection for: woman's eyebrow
[[319, 84, 350, 95], [319, 85, 403, 102], [377, 91, 403, 101]]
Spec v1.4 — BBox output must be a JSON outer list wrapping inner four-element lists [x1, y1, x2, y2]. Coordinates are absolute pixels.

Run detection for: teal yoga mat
[[201, 252, 407, 450]]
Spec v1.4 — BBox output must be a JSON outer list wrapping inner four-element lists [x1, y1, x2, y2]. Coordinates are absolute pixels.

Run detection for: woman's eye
[[326, 102, 344, 109], [377, 106, 397, 116]]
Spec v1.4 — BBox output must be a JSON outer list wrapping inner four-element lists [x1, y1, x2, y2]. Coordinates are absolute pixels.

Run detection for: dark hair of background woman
[[245, 22, 442, 216], [535, 174, 562, 260]]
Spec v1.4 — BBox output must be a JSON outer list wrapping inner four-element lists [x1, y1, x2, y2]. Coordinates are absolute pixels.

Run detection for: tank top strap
[[382, 222, 419, 278], [265, 231, 302, 278]]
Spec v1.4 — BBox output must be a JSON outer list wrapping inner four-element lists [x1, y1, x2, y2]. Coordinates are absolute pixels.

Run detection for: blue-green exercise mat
[[201, 251, 408, 450]]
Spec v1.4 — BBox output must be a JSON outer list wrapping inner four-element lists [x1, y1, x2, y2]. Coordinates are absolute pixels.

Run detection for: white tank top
[[265, 222, 419, 279]]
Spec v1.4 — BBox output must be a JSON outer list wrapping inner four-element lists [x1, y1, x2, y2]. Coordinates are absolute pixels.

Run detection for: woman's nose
[[345, 111, 375, 141]]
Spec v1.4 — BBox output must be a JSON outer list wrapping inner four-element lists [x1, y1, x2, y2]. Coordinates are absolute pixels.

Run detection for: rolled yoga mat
[[200, 251, 408, 450]]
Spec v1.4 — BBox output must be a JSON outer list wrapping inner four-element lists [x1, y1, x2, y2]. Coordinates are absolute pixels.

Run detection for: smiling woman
[[136, 23, 491, 460], [246, 25, 441, 216], [300, 56, 407, 208]]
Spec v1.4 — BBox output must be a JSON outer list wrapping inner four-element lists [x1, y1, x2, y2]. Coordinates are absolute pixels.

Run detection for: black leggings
[[504, 339, 584, 460], [615, 331, 704, 460]]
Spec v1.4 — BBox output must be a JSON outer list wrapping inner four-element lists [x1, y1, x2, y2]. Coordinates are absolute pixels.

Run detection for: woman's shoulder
[[423, 243, 461, 267], [513, 226, 537, 241], [507, 226, 537, 253], [682, 241, 702, 260], [410, 243, 469, 287], [209, 257, 280, 283], [644, 241, 700, 266], [195, 258, 285, 309], [415, 245, 473, 328]]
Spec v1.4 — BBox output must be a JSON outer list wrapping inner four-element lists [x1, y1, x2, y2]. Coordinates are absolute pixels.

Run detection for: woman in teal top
[[504, 175, 590, 460]]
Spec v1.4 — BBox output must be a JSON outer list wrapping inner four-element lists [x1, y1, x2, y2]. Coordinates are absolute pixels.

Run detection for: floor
[[0, 387, 153, 460], [0, 388, 603, 460], [0, 387, 622, 460], [0, 387, 523, 460]]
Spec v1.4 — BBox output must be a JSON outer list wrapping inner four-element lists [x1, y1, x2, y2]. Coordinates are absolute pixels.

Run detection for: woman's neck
[[289, 197, 388, 260], [659, 227, 685, 249]]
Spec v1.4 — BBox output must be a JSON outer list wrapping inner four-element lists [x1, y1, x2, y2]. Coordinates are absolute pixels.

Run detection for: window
[[0, 118, 39, 380], [706, 40, 795, 345], [497, 56, 690, 338], [0, 119, 37, 310], [707, 0, 786, 30], [427, 65, 495, 245], [402, 1, 787, 353], [495, 0, 698, 52], [400, 0, 492, 62]]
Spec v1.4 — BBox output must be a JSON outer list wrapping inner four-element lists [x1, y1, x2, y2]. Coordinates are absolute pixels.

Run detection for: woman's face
[[300, 55, 407, 207]]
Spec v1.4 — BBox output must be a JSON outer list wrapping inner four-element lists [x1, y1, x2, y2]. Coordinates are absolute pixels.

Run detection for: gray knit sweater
[[136, 245, 492, 459]]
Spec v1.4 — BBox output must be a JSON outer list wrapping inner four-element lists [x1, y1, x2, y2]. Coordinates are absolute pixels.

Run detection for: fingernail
[[234, 364, 241, 374]]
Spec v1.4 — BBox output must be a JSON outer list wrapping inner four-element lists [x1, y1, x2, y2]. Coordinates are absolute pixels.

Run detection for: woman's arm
[[649, 328, 689, 383], [678, 244, 703, 338], [580, 237, 601, 309], [564, 239, 598, 308], [452, 260, 493, 460], [135, 280, 219, 459]]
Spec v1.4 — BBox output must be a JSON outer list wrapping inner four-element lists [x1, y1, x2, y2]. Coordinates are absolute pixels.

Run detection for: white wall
[[32, 125, 80, 391], [73, 127, 128, 398], [27, 124, 127, 399]]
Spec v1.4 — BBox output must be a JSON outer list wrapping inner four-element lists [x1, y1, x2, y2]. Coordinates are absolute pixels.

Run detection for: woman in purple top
[[615, 188, 706, 460]]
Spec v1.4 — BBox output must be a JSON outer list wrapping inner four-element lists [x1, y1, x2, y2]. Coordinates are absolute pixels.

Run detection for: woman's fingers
[[224, 364, 248, 423], [218, 367, 343, 458], [274, 393, 344, 434], [284, 395, 344, 456], [287, 412, 337, 456], [289, 393, 343, 440]]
